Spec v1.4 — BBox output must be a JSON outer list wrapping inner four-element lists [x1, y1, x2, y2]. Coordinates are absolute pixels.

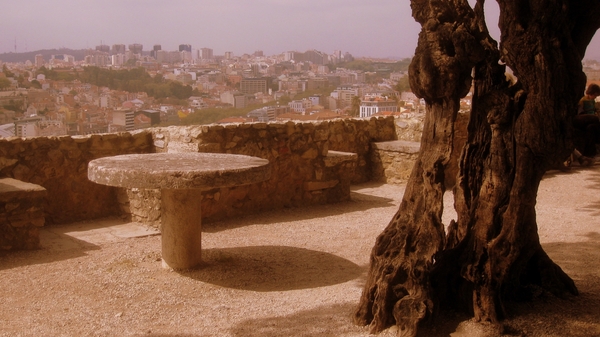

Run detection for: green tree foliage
[[350, 95, 361, 117], [288, 86, 334, 101], [2, 64, 14, 78], [394, 75, 411, 92], [337, 58, 412, 73], [180, 104, 264, 126], [30, 80, 42, 89], [3, 99, 25, 113], [36, 66, 76, 81], [78, 66, 196, 101], [0, 77, 11, 90]]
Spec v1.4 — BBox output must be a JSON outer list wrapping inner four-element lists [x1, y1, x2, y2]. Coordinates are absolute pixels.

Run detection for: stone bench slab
[[372, 140, 421, 154], [0, 178, 47, 250]]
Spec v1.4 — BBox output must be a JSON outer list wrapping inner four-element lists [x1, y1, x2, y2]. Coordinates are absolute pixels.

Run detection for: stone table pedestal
[[88, 152, 270, 270]]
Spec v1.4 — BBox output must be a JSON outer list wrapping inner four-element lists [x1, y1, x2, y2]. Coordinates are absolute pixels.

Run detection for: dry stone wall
[[0, 178, 47, 250], [368, 112, 468, 187], [0, 116, 432, 234], [129, 117, 397, 226], [0, 132, 154, 225]]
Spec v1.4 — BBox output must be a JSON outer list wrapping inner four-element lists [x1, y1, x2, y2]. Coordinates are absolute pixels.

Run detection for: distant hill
[[0, 49, 88, 63]]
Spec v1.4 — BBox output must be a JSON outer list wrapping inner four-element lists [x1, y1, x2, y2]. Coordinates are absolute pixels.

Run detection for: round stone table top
[[88, 152, 271, 190]]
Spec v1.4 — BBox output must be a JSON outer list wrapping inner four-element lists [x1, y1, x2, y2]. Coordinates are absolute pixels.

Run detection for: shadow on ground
[[0, 226, 100, 271], [203, 182, 403, 233], [230, 302, 369, 337], [180, 245, 365, 292]]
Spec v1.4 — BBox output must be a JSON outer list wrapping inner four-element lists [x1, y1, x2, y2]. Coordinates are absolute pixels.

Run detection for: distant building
[[288, 99, 312, 114], [359, 95, 398, 118], [188, 97, 208, 110], [303, 49, 328, 65], [35, 54, 44, 68], [179, 44, 192, 52], [112, 109, 134, 131], [240, 77, 271, 94], [247, 107, 271, 122], [246, 106, 288, 122], [331, 86, 360, 109], [95, 44, 110, 53], [112, 44, 126, 54], [219, 91, 253, 109], [128, 44, 143, 54], [96, 44, 110, 53], [151, 45, 161, 59], [308, 95, 321, 106], [200, 48, 213, 60], [390, 72, 407, 81], [0, 123, 14, 137], [14, 116, 44, 138], [286, 50, 329, 65], [181, 51, 193, 64], [111, 54, 126, 66], [307, 78, 329, 91], [156, 50, 181, 64], [85, 50, 110, 67], [50, 54, 75, 65], [36, 120, 67, 137]]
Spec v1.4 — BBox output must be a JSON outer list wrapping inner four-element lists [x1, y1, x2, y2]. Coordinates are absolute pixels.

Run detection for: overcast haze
[[1, 0, 599, 60]]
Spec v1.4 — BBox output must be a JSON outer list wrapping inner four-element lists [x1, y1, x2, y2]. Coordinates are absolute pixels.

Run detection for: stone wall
[[0, 178, 47, 250], [0, 117, 402, 229], [370, 141, 421, 185], [127, 117, 397, 226], [368, 112, 469, 187], [0, 132, 154, 224]]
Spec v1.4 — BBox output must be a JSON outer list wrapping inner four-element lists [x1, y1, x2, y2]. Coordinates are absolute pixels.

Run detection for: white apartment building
[[14, 116, 44, 138], [288, 99, 312, 114], [359, 95, 398, 118], [111, 54, 126, 66]]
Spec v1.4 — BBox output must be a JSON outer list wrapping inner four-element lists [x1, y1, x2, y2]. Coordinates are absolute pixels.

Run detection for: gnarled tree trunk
[[355, 0, 600, 336]]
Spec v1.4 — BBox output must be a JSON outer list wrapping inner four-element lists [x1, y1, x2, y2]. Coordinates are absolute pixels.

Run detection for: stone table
[[88, 152, 271, 270]]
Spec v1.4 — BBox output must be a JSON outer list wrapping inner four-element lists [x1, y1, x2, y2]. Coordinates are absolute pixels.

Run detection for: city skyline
[[2, 0, 599, 60], [1, 0, 419, 59]]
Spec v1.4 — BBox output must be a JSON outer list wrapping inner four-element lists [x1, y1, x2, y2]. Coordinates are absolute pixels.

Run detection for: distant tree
[[4, 99, 24, 113], [394, 75, 411, 93], [0, 77, 11, 90], [16, 74, 28, 88], [153, 73, 165, 83], [277, 95, 292, 105], [350, 95, 361, 117], [2, 64, 14, 78], [30, 80, 42, 89], [365, 72, 385, 84]]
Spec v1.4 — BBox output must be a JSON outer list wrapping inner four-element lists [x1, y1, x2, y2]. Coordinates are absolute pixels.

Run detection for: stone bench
[[0, 178, 47, 250], [121, 149, 359, 227], [370, 140, 420, 184], [303, 150, 358, 202]]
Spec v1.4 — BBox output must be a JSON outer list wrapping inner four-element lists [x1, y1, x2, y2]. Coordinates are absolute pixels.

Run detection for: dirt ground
[[1, 164, 599, 337]]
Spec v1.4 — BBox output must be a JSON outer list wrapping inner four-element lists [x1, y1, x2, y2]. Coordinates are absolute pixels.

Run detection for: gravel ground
[[1, 165, 599, 337]]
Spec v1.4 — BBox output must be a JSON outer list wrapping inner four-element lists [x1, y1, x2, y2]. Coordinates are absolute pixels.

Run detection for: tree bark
[[355, 0, 600, 335]]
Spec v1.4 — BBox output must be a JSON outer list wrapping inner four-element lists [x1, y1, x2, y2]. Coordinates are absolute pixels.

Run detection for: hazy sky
[[1, 0, 599, 59]]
